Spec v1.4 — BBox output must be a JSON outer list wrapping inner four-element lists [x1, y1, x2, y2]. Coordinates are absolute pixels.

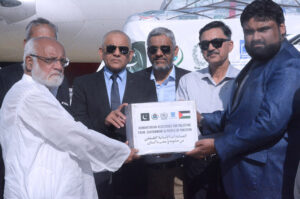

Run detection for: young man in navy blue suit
[[186, 0, 300, 198]]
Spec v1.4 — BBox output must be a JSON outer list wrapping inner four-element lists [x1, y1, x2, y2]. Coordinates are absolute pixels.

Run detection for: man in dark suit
[[71, 30, 157, 199], [0, 17, 70, 199], [0, 18, 70, 109], [136, 27, 189, 199], [187, 0, 300, 198]]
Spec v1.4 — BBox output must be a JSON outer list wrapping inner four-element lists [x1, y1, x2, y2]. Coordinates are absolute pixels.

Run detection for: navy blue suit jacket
[[202, 40, 300, 199]]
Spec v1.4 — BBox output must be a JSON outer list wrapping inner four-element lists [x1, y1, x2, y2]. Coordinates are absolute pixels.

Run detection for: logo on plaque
[[140, 113, 150, 121], [170, 112, 176, 119], [160, 112, 168, 120], [151, 113, 159, 120], [179, 111, 191, 119]]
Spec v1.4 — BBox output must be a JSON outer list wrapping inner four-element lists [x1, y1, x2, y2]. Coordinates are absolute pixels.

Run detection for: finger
[[109, 117, 122, 128], [115, 111, 126, 120], [186, 148, 199, 156], [111, 116, 125, 127], [195, 140, 203, 147], [117, 103, 128, 111]]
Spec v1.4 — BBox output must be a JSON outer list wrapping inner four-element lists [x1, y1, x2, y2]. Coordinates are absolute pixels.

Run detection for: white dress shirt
[[0, 74, 130, 199], [176, 65, 240, 137]]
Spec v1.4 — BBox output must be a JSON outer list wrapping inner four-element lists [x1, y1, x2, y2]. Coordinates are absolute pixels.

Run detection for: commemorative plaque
[[125, 101, 198, 155]]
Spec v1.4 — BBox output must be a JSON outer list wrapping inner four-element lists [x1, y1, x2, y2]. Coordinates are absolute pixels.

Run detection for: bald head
[[102, 30, 132, 49], [23, 37, 65, 69], [25, 17, 58, 42]]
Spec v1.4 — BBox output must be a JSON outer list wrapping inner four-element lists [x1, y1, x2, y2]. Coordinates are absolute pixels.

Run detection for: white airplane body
[[0, 0, 163, 63]]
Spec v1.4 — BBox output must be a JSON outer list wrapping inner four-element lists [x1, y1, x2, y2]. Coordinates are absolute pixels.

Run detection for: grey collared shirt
[[176, 64, 240, 136]]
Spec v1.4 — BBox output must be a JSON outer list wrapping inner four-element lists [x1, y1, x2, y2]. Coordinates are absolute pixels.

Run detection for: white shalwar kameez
[[0, 74, 130, 199]]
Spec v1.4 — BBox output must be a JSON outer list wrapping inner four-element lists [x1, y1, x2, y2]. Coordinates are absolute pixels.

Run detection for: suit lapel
[[230, 60, 265, 114], [96, 69, 111, 113], [122, 70, 133, 103], [229, 60, 254, 113], [174, 67, 181, 89]]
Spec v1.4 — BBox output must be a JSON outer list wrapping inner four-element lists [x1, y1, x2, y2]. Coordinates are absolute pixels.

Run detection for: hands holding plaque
[[186, 138, 216, 159]]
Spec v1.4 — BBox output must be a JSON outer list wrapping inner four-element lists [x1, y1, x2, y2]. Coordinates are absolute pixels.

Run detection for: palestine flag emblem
[[179, 111, 190, 119]]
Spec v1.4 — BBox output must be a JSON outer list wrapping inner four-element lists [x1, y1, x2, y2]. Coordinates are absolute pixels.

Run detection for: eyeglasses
[[199, 38, 230, 50], [30, 54, 69, 67], [148, 45, 171, 55], [106, 45, 129, 55]]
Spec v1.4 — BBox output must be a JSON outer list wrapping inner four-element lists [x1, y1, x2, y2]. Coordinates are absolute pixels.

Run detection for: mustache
[[49, 70, 63, 77], [207, 50, 219, 56], [154, 57, 168, 61], [250, 40, 265, 47]]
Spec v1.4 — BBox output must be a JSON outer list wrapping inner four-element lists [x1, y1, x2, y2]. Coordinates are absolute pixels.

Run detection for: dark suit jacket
[[0, 63, 70, 199], [135, 65, 190, 91], [71, 68, 157, 196], [202, 40, 300, 199]]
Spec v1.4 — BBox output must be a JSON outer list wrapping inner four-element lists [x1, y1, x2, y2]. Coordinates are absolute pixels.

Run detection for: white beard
[[31, 61, 64, 88]]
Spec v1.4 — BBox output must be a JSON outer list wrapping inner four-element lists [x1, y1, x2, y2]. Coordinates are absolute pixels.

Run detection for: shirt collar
[[104, 66, 127, 81], [201, 64, 236, 80]]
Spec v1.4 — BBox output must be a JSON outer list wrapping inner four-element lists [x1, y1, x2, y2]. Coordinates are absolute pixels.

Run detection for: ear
[[228, 40, 234, 53], [174, 46, 179, 57], [25, 56, 33, 73], [98, 48, 104, 61], [23, 39, 27, 47], [128, 49, 134, 62], [279, 23, 286, 37]]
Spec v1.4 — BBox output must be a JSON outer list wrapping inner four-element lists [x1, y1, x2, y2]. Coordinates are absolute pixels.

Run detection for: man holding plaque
[[71, 30, 157, 199], [187, 0, 300, 198], [136, 27, 189, 199], [177, 21, 239, 199]]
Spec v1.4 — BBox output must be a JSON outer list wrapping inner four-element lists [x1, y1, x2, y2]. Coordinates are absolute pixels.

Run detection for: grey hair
[[147, 27, 176, 49], [22, 37, 37, 70], [25, 17, 58, 41], [101, 30, 132, 49]]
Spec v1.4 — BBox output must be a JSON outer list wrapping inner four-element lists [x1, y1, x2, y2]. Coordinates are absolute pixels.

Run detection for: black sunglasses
[[148, 45, 171, 55], [30, 54, 69, 67], [199, 38, 230, 50], [106, 45, 129, 55]]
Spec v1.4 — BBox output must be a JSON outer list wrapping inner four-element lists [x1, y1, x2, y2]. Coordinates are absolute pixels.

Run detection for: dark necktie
[[110, 73, 121, 110]]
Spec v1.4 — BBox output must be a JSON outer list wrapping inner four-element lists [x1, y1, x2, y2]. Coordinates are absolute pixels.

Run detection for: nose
[[253, 31, 262, 41], [155, 47, 164, 56], [207, 42, 215, 51], [113, 47, 121, 56], [53, 59, 64, 72]]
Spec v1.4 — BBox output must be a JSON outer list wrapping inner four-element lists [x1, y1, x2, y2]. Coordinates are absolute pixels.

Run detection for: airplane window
[[0, 0, 21, 7]]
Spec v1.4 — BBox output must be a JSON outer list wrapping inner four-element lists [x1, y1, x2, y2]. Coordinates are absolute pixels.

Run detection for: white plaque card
[[125, 101, 198, 155]]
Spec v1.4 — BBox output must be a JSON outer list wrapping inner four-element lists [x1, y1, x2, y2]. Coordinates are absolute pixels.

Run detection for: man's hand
[[105, 103, 128, 128], [186, 138, 216, 159], [125, 148, 140, 163]]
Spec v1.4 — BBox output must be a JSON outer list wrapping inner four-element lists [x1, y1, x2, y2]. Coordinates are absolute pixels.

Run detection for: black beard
[[245, 41, 281, 61]]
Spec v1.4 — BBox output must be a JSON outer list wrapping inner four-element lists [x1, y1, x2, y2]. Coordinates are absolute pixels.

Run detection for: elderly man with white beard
[[0, 37, 138, 199]]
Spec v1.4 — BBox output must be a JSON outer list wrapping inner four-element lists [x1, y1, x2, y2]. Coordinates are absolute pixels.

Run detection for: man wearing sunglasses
[[177, 21, 239, 199], [0, 17, 70, 199], [186, 0, 300, 198], [71, 30, 157, 199], [136, 27, 189, 199]]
